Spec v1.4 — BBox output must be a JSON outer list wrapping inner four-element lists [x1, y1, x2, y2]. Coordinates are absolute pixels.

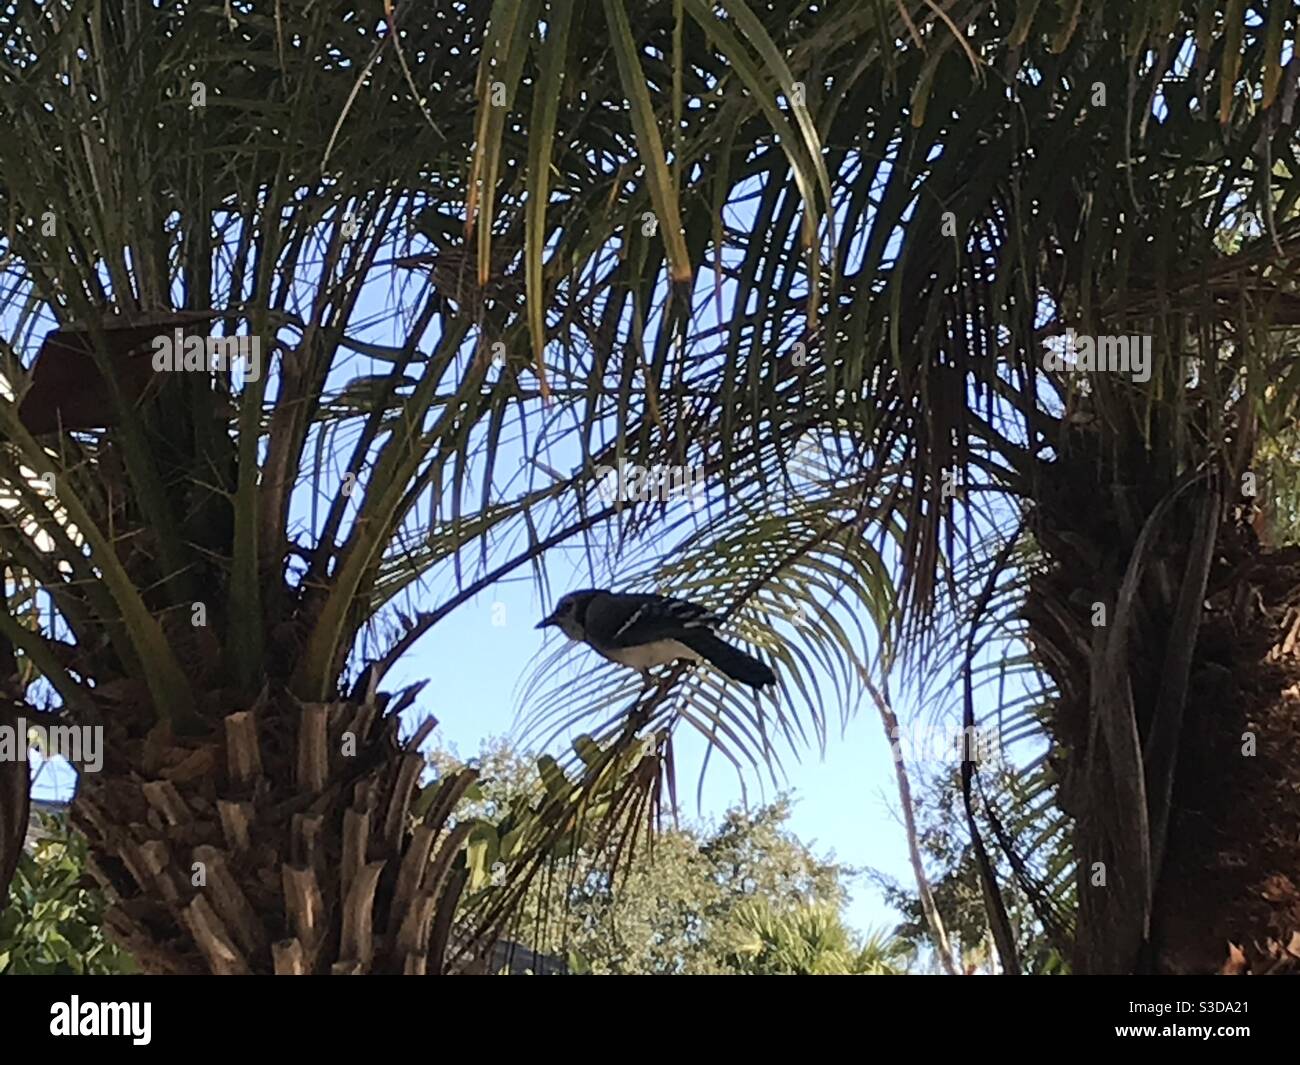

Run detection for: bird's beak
[[535, 613, 555, 630]]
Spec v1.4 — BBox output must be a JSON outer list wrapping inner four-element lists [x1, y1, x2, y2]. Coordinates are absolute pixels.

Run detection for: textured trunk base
[[72, 689, 487, 974]]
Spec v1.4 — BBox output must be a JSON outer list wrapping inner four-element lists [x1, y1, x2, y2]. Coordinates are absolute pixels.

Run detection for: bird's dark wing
[[587, 593, 719, 649]]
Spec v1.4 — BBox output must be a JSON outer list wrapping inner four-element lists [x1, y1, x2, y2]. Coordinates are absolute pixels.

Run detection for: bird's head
[[536, 589, 602, 640]]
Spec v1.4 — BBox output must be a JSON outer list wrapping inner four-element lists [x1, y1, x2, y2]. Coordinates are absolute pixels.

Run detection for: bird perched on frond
[[537, 589, 776, 690]]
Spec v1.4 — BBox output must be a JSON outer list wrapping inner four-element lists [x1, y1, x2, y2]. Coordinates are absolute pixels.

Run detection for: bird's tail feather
[[679, 631, 775, 689]]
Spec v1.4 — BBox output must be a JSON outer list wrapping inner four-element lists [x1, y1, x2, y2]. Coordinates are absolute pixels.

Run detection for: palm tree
[[727, 898, 911, 975], [2, 0, 1298, 978], [832, 4, 1300, 976]]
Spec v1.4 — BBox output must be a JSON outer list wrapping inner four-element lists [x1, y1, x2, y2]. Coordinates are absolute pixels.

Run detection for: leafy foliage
[[726, 899, 909, 976], [0, 814, 134, 975]]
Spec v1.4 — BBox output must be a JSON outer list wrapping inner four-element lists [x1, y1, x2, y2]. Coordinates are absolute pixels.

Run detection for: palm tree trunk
[[1148, 545, 1300, 974], [1030, 438, 1300, 974]]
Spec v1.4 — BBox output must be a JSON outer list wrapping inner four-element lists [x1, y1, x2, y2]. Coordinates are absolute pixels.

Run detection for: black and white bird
[[536, 589, 776, 690]]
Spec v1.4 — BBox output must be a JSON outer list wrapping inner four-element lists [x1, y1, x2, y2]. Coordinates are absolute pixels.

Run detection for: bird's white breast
[[598, 640, 700, 670]]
